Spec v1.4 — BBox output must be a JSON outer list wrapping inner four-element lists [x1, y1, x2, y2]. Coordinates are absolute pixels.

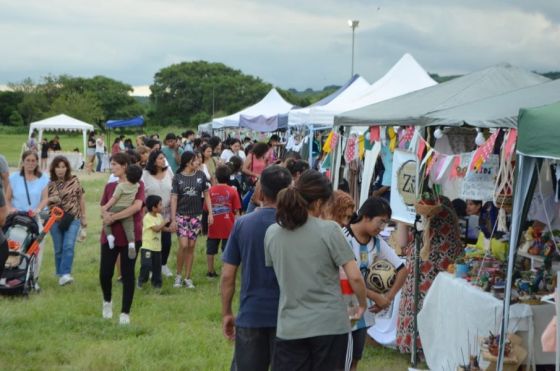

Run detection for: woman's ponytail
[[276, 186, 309, 230]]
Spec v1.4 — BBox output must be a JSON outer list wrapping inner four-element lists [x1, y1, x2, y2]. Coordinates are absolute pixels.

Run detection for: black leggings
[[161, 231, 172, 266], [99, 241, 140, 314], [0, 239, 8, 279]]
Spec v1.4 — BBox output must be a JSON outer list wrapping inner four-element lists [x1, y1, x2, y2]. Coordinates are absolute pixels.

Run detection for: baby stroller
[[1, 207, 63, 295]]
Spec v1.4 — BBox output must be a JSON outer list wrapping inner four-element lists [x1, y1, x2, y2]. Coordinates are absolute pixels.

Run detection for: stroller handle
[[50, 207, 64, 220]]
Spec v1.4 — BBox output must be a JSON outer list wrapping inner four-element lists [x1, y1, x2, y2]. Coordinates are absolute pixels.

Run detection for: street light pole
[[348, 19, 359, 78]]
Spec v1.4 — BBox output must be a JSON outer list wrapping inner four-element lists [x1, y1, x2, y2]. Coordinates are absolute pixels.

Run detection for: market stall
[[328, 64, 554, 368]]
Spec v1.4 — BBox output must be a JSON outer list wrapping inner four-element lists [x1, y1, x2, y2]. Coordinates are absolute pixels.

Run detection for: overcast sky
[[1, 0, 559, 94]]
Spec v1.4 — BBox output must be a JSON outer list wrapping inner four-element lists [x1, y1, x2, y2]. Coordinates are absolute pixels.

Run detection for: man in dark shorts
[[220, 165, 292, 371]]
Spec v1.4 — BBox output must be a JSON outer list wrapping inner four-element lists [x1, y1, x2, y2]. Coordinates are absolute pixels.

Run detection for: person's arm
[[32, 186, 49, 216], [101, 195, 118, 212], [150, 219, 167, 233], [169, 194, 178, 232], [104, 199, 142, 224], [242, 155, 257, 178], [5, 182, 13, 213], [220, 262, 238, 341], [80, 192, 87, 227], [1, 172, 11, 204], [204, 190, 213, 226], [342, 260, 367, 319]]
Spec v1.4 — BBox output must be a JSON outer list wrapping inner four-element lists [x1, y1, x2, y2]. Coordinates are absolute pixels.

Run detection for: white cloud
[[0, 0, 558, 89]]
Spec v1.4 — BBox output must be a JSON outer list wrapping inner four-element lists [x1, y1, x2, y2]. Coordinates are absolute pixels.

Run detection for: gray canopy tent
[[500, 101, 560, 371], [334, 63, 548, 127]]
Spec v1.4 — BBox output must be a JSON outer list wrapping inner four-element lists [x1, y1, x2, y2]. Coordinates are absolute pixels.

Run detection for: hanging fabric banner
[[359, 142, 382, 208], [370, 126, 380, 144], [503, 129, 517, 160], [391, 149, 417, 224]]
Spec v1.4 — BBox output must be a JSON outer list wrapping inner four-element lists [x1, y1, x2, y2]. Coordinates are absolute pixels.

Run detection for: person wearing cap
[[162, 133, 183, 174]]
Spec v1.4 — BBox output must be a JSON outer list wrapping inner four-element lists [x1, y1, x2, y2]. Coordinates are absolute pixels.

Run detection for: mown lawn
[[0, 147, 412, 370]]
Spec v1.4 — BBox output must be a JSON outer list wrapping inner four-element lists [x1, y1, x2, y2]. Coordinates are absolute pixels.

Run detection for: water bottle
[[339, 268, 360, 321]]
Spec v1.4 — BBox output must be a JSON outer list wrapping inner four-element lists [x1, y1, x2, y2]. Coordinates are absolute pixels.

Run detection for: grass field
[[0, 137, 412, 370]]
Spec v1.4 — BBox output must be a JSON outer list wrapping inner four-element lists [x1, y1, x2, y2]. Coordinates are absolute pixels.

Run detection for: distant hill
[[286, 85, 341, 104]]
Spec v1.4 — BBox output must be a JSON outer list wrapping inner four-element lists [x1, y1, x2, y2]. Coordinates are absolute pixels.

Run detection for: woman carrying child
[[99, 153, 145, 325]]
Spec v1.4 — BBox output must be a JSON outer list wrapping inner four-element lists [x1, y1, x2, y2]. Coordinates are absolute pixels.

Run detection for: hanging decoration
[[469, 129, 501, 172], [369, 126, 380, 144], [344, 134, 359, 163], [387, 127, 398, 152], [322, 131, 339, 154]]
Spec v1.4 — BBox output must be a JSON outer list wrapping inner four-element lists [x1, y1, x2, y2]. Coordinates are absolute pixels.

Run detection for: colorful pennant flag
[[503, 129, 517, 160], [370, 126, 380, 144], [469, 129, 500, 171]]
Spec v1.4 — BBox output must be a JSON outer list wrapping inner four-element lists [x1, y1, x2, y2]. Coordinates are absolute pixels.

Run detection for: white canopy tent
[[28, 114, 95, 155], [212, 88, 294, 131], [288, 75, 371, 129], [307, 53, 437, 127]]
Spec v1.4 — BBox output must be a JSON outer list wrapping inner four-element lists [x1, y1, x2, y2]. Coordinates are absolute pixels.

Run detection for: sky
[[1, 0, 559, 95]]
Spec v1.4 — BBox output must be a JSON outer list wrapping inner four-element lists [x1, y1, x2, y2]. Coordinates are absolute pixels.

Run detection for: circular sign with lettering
[[396, 160, 417, 206]]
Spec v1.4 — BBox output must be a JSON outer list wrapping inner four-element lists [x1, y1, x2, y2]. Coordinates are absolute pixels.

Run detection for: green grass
[[0, 167, 411, 370]]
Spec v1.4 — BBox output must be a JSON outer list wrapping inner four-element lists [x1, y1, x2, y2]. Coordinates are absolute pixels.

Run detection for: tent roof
[[212, 88, 294, 129], [106, 116, 144, 129], [347, 53, 437, 110], [423, 79, 560, 128], [30, 114, 94, 132], [309, 53, 436, 127], [288, 75, 370, 127], [335, 63, 549, 127], [517, 101, 560, 160]]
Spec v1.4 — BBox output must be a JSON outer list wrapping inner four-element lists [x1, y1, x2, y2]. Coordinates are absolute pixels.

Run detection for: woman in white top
[[220, 138, 246, 163], [142, 150, 174, 277], [95, 134, 105, 172]]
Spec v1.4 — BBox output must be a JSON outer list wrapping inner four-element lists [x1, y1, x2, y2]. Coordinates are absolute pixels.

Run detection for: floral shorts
[[176, 214, 202, 241]]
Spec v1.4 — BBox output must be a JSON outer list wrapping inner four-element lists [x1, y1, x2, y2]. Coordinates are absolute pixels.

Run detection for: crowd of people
[[1, 129, 462, 370]]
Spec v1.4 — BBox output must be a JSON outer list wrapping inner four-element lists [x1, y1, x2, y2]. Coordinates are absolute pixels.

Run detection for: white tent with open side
[[307, 53, 437, 128], [28, 114, 95, 164], [212, 88, 295, 132]]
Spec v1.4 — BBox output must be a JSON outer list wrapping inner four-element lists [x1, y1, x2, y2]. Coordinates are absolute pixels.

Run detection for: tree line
[[1, 61, 557, 130]]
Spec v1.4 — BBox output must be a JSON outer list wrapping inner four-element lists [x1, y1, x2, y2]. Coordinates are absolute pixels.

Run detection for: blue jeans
[[50, 219, 81, 275], [95, 152, 103, 172]]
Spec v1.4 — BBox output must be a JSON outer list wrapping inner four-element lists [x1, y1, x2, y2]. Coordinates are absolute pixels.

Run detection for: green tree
[[0, 91, 24, 125], [150, 61, 273, 126], [47, 91, 104, 124], [8, 110, 24, 126]]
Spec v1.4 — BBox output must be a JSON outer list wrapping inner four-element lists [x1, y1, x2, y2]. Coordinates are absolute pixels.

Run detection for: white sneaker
[[119, 313, 130, 325], [58, 274, 74, 286], [127, 242, 136, 259], [173, 275, 183, 288], [102, 301, 113, 319], [184, 278, 195, 289], [107, 235, 115, 249], [34, 281, 41, 292], [161, 265, 173, 277]]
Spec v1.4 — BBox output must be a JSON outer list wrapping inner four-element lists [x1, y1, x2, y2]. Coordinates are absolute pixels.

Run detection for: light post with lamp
[[348, 19, 359, 77]]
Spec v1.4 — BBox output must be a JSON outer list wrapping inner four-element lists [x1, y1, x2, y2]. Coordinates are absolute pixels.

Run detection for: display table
[[418, 273, 536, 370]]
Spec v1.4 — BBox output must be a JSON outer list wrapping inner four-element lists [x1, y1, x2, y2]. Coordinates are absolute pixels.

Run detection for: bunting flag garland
[[503, 129, 517, 160], [399, 126, 415, 149], [358, 134, 365, 159], [322, 130, 339, 154], [322, 131, 334, 153], [469, 129, 500, 171], [416, 138, 427, 160], [370, 126, 380, 144], [387, 127, 397, 152], [344, 134, 359, 163], [425, 152, 439, 176], [449, 155, 461, 179], [435, 155, 455, 182]]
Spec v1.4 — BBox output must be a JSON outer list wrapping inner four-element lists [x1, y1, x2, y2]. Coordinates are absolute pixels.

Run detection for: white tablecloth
[[418, 273, 535, 370], [47, 152, 83, 171]]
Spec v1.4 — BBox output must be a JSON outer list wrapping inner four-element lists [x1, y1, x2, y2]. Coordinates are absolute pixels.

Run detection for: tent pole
[[411, 214, 421, 368], [307, 124, 314, 167], [497, 156, 540, 371]]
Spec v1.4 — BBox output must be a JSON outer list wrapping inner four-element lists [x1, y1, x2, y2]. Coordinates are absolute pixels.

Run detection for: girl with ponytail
[[265, 170, 367, 370]]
